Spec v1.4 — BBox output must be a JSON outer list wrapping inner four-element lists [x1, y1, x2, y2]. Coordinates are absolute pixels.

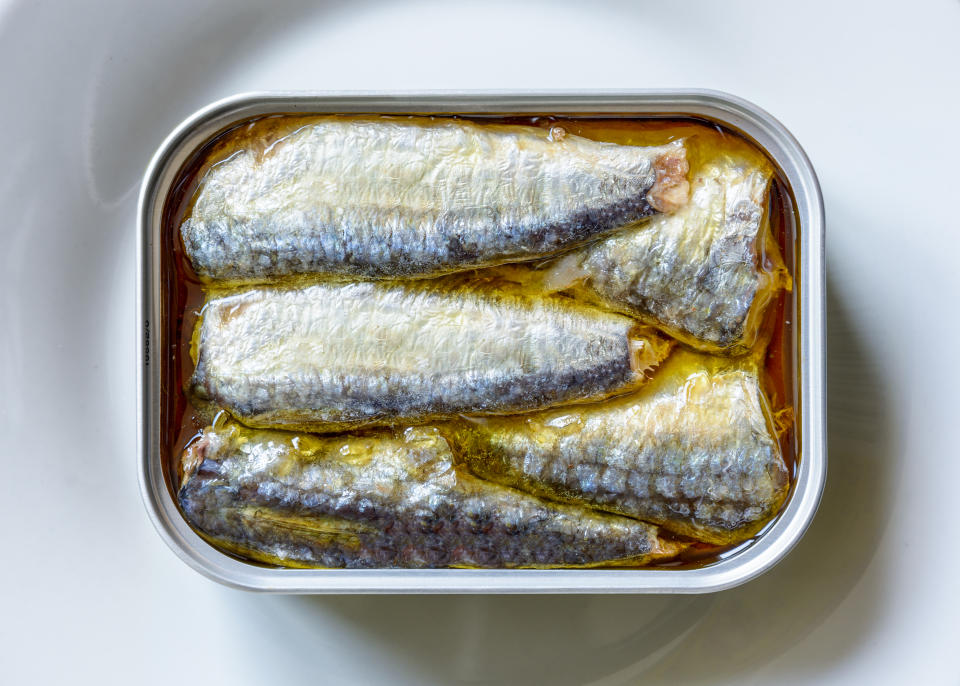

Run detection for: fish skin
[[178, 424, 683, 569], [191, 281, 670, 432], [543, 153, 789, 354], [181, 116, 689, 282], [449, 350, 790, 545]]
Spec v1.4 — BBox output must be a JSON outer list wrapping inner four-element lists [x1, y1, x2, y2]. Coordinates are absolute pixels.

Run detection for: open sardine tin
[[138, 91, 825, 593]]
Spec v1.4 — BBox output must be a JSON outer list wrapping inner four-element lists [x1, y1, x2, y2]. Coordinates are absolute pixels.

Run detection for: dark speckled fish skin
[[178, 424, 683, 569], [542, 153, 789, 354], [449, 350, 789, 545], [191, 281, 671, 433], [180, 116, 689, 282]]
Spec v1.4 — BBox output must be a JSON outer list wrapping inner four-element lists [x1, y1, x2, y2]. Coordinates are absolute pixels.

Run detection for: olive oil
[[160, 114, 799, 569]]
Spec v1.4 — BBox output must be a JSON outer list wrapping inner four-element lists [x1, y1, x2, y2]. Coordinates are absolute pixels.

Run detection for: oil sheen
[[160, 113, 799, 570]]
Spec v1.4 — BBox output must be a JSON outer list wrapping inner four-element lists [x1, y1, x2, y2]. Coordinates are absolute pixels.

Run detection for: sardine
[[181, 116, 689, 282], [178, 424, 683, 568], [541, 153, 790, 354], [448, 350, 789, 545], [191, 281, 671, 432]]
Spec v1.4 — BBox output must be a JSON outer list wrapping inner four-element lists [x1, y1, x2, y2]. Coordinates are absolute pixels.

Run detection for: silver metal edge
[[137, 90, 826, 594]]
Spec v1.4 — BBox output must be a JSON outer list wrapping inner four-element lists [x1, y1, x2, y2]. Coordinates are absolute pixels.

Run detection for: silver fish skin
[[542, 153, 789, 354], [181, 116, 689, 282], [191, 281, 670, 432], [450, 350, 789, 545], [178, 424, 682, 569]]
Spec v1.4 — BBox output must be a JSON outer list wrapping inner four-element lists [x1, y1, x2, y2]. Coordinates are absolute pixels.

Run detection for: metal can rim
[[137, 89, 826, 593]]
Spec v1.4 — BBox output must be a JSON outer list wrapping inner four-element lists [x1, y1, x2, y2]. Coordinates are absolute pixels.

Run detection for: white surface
[[0, 1, 957, 683]]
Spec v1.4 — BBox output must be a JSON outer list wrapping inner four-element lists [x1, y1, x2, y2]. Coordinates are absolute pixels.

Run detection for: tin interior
[[138, 91, 825, 593]]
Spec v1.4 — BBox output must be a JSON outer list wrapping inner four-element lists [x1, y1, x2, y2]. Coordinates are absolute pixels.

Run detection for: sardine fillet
[[178, 425, 682, 569], [544, 153, 789, 354], [191, 282, 670, 432], [181, 117, 688, 281], [450, 350, 789, 545]]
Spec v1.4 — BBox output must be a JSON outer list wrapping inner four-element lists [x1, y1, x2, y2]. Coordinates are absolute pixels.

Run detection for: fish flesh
[[540, 153, 789, 354], [448, 350, 789, 545], [178, 423, 683, 568], [541, 153, 788, 354], [191, 281, 671, 432], [181, 116, 689, 282]]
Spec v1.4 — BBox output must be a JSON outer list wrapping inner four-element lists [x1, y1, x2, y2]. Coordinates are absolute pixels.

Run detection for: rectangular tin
[[138, 90, 825, 593]]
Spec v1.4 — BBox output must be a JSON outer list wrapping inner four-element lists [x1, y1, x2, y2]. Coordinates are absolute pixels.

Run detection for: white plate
[[1, 1, 958, 684]]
